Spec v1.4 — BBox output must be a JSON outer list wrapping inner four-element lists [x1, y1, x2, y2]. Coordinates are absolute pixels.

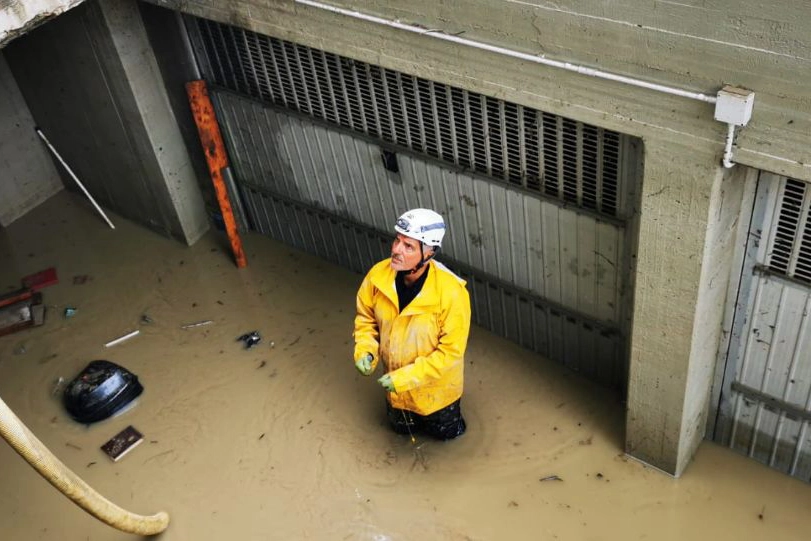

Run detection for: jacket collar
[[371, 259, 440, 314]]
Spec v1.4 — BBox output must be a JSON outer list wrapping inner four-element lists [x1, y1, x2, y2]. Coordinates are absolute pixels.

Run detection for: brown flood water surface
[[0, 192, 808, 540]]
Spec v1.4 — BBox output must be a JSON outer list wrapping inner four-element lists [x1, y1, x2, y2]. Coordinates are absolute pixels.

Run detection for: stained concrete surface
[[0, 191, 808, 541]]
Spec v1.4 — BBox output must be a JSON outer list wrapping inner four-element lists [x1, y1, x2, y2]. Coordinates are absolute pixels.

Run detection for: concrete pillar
[[96, 0, 209, 244], [626, 139, 749, 475], [0, 52, 63, 227], [3, 0, 208, 245]]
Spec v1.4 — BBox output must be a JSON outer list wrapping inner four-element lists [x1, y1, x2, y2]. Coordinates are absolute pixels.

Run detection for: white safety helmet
[[394, 208, 445, 248]]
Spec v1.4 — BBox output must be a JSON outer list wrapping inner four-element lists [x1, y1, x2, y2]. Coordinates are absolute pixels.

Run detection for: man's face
[[391, 233, 424, 271]]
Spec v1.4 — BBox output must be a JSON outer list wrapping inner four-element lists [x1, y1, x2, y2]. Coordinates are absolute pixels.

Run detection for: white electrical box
[[714, 85, 755, 126]]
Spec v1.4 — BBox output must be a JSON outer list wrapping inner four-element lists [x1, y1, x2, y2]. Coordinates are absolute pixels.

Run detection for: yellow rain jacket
[[354, 258, 471, 416]]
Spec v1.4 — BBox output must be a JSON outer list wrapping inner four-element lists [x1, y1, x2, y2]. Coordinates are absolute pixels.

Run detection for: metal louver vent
[[241, 185, 624, 388], [769, 178, 811, 284], [190, 17, 624, 218]]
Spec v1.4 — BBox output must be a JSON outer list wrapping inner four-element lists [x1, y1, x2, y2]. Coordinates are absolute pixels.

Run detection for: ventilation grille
[[769, 178, 811, 284], [241, 183, 624, 389], [190, 17, 624, 218]]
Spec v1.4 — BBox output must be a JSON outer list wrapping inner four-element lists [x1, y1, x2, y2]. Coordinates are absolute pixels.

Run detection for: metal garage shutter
[[185, 16, 642, 390], [713, 173, 811, 482]]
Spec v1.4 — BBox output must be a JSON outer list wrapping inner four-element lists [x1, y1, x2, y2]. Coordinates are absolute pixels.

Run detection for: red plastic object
[[21, 267, 58, 291], [0, 288, 34, 309]]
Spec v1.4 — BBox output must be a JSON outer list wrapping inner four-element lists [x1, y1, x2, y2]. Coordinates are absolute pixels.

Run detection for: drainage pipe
[[0, 395, 170, 536], [722, 123, 737, 169], [294, 0, 755, 167], [294, 0, 717, 104]]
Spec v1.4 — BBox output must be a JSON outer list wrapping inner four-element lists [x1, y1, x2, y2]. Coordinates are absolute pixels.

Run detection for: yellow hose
[[0, 395, 169, 535]]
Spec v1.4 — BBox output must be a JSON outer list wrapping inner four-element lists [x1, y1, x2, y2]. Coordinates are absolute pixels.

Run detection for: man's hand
[[378, 374, 395, 393], [354, 353, 373, 376]]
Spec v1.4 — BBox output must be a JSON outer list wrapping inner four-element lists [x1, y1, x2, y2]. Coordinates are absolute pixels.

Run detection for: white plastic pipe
[[105, 330, 140, 348], [295, 0, 751, 167], [722, 123, 737, 168], [36, 128, 116, 230], [294, 0, 718, 104]]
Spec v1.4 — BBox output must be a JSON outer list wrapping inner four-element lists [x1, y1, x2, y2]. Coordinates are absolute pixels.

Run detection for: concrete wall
[[147, 0, 811, 183], [3, 0, 208, 244], [623, 140, 712, 473], [0, 0, 85, 47], [141, 0, 809, 475], [678, 164, 754, 468], [625, 144, 753, 472], [137, 1, 215, 209], [0, 52, 62, 227]]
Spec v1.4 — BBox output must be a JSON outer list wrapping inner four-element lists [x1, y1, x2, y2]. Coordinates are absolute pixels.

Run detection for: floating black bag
[[63, 361, 143, 424]]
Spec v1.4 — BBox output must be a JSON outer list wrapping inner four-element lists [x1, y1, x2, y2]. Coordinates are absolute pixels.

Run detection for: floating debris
[[51, 377, 66, 396], [104, 330, 140, 348], [237, 331, 261, 349], [22, 267, 58, 290], [64, 307, 77, 318], [539, 475, 563, 482], [101, 425, 143, 462], [181, 320, 213, 329], [141, 314, 153, 324]]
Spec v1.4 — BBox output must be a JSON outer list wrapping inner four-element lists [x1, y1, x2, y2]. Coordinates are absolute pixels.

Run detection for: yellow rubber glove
[[354, 353, 373, 376]]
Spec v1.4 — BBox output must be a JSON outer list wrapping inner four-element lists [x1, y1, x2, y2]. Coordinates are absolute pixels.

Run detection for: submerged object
[[182, 320, 213, 329], [0, 288, 45, 337], [237, 331, 261, 349], [63, 361, 143, 424], [104, 329, 140, 348]]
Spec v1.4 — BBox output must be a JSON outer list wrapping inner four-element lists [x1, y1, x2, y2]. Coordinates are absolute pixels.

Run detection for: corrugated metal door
[[184, 16, 642, 390], [713, 173, 811, 482]]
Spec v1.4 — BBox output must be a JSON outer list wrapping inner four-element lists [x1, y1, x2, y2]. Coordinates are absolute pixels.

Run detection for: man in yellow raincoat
[[353, 208, 471, 440]]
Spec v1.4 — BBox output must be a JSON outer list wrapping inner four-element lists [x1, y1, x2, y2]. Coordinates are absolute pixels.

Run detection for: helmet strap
[[408, 244, 437, 274]]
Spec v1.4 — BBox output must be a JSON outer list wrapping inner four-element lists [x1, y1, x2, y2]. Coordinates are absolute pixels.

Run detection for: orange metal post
[[186, 80, 247, 268]]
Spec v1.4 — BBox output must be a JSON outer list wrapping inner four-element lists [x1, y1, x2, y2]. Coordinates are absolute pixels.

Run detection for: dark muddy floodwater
[[1, 193, 808, 540]]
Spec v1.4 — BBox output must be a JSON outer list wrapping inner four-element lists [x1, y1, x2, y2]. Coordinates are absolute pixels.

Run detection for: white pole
[[181, 320, 213, 329], [35, 128, 116, 230], [104, 330, 140, 348], [722, 123, 737, 168], [294, 0, 718, 103]]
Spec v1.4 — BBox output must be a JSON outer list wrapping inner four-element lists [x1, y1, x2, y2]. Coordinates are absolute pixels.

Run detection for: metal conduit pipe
[[294, 0, 754, 168], [295, 0, 718, 103], [722, 123, 737, 169], [0, 396, 170, 536]]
